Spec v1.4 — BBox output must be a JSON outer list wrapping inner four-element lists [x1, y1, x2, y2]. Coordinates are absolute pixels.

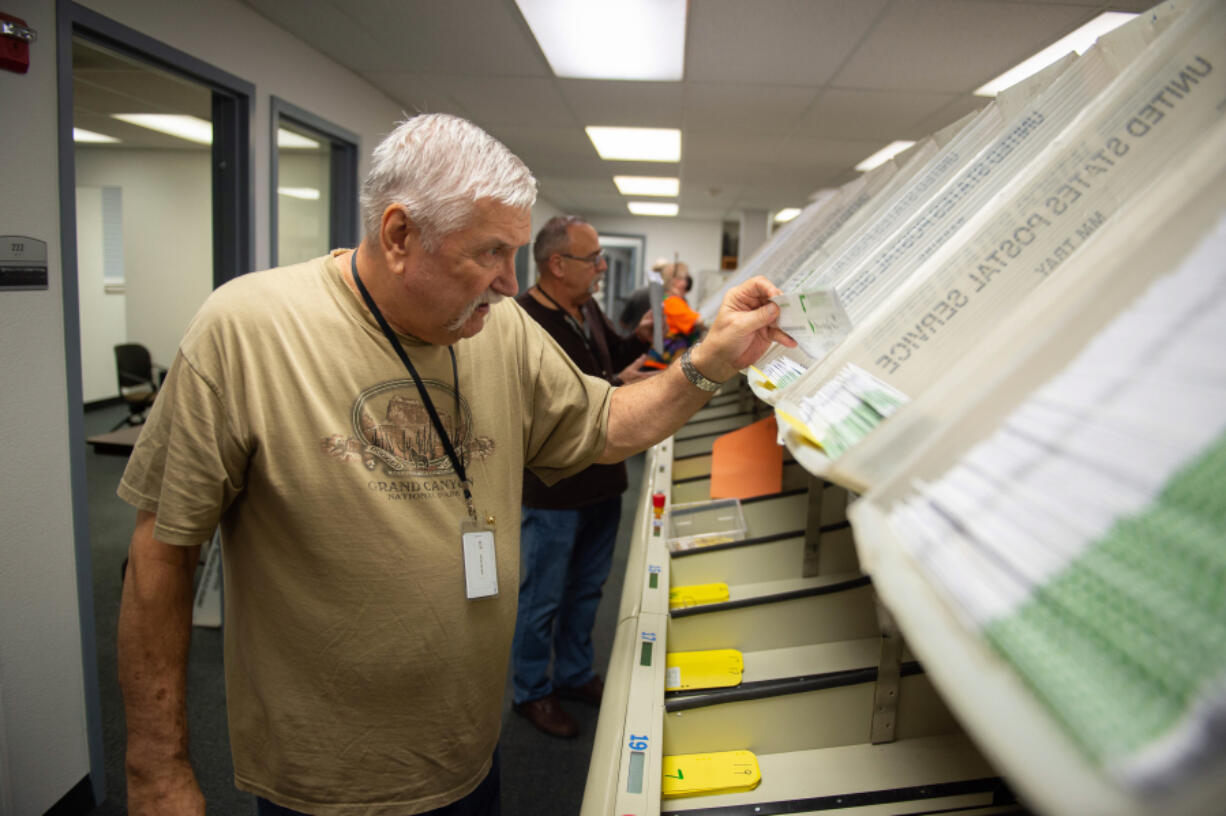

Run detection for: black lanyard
[[535, 285, 591, 340], [350, 252, 476, 521], [534, 286, 608, 377]]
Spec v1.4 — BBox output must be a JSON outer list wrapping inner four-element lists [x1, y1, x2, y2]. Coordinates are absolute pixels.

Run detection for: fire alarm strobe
[[0, 14, 36, 74]]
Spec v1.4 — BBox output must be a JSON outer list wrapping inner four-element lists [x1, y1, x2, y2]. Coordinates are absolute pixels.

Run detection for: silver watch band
[[679, 346, 725, 392]]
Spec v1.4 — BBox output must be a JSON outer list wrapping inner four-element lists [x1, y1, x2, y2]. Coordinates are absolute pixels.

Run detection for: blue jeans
[[256, 748, 500, 815], [512, 496, 621, 704]]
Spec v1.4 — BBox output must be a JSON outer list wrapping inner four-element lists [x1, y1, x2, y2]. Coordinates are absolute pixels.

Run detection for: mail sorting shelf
[[582, 379, 1014, 816]]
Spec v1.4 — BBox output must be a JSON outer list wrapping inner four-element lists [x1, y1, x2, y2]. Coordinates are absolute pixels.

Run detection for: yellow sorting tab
[[668, 582, 730, 610], [661, 750, 761, 799], [665, 649, 743, 691]]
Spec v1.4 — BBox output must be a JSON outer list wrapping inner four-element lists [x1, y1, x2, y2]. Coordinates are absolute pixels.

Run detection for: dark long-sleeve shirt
[[517, 291, 649, 509]]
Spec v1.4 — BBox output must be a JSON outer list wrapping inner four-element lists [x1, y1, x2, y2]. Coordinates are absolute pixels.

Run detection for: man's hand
[[599, 276, 796, 464], [690, 276, 796, 382], [127, 762, 205, 816], [616, 353, 659, 385]]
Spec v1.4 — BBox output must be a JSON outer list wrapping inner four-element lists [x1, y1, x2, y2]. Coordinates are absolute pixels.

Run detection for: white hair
[[360, 113, 538, 250]]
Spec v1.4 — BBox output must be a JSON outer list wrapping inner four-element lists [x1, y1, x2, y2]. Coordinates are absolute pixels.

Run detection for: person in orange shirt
[[645, 266, 704, 369]]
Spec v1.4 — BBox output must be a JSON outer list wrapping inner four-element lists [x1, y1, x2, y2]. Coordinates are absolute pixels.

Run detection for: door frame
[[597, 231, 646, 316], [55, 1, 255, 803], [269, 95, 360, 266]]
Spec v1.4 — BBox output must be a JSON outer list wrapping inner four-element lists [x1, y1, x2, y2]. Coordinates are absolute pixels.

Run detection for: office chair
[[112, 343, 167, 430]]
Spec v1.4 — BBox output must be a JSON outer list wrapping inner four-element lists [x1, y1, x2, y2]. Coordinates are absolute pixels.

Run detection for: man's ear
[[380, 205, 420, 273], [546, 254, 565, 281]]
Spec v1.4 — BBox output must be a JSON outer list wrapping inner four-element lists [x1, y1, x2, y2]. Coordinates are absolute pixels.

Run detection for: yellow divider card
[[662, 750, 762, 799], [668, 582, 730, 610], [666, 649, 744, 691]]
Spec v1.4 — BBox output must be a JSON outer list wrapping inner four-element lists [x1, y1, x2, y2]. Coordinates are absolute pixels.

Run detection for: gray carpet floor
[[82, 403, 639, 815]]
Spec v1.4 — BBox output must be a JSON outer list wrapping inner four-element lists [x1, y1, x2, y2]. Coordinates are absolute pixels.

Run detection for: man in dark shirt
[[512, 215, 654, 737]]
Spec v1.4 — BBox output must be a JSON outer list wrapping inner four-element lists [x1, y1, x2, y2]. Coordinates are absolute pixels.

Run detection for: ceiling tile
[[486, 125, 608, 177], [74, 75, 213, 120], [557, 80, 685, 127], [771, 136, 884, 173], [686, 0, 891, 84], [833, 0, 1095, 92], [682, 131, 786, 165], [73, 111, 210, 151], [683, 83, 818, 134], [245, 0, 551, 74], [795, 88, 957, 140], [679, 184, 744, 210], [959, 0, 1155, 8], [234, 0, 1162, 222], [909, 94, 990, 139], [352, 0, 551, 75], [536, 177, 623, 199], [241, 0, 390, 69], [359, 73, 473, 121], [683, 159, 804, 190], [437, 77, 576, 128]]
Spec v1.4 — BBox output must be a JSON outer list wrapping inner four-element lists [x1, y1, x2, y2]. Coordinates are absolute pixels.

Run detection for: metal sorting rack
[[581, 380, 1013, 816], [583, 5, 1226, 811]]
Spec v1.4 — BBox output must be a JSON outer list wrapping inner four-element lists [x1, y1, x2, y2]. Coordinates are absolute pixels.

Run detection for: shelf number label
[[628, 733, 649, 751], [639, 631, 656, 666]]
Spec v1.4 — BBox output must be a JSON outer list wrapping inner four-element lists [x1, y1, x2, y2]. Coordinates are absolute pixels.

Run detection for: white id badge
[[461, 521, 499, 599]]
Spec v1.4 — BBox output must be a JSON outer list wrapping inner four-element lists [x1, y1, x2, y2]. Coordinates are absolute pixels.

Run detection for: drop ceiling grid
[[684, 0, 893, 85], [232, 0, 1158, 216], [830, 0, 1099, 91], [556, 80, 685, 128], [793, 88, 962, 140]]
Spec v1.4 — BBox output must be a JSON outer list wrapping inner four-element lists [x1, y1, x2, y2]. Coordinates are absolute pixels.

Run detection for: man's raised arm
[[118, 509, 206, 816], [598, 276, 796, 463]]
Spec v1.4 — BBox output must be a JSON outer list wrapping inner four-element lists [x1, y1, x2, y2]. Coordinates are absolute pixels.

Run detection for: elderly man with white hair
[[116, 113, 793, 816]]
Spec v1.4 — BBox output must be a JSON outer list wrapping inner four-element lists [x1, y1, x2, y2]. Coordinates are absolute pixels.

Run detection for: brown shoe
[[557, 674, 603, 707], [514, 694, 579, 738]]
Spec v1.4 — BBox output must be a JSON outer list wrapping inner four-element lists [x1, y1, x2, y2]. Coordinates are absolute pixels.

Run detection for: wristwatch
[[679, 346, 726, 392]]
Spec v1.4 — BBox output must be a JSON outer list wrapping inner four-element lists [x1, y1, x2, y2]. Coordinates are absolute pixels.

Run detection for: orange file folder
[[710, 416, 783, 500]]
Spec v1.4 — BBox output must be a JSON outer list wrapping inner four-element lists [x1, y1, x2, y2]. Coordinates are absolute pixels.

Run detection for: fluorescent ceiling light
[[774, 208, 802, 223], [587, 127, 681, 162], [278, 187, 321, 200], [515, 0, 686, 81], [73, 127, 119, 144], [628, 201, 678, 217], [974, 12, 1137, 97], [613, 175, 680, 197], [112, 113, 212, 145], [855, 140, 915, 172], [278, 128, 321, 149]]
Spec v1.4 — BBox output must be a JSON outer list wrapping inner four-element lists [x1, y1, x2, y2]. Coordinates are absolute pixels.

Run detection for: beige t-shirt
[[118, 252, 613, 815]]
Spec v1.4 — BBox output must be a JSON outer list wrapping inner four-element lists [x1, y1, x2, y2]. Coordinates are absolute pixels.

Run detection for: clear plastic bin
[[666, 498, 747, 553]]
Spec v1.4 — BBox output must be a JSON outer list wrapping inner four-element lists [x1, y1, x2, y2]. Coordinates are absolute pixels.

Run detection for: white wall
[[531, 197, 566, 246], [524, 196, 566, 288], [76, 187, 129, 403], [738, 208, 770, 268], [583, 215, 722, 293], [0, 0, 93, 811], [79, 0, 407, 273], [75, 148, 214, 388]]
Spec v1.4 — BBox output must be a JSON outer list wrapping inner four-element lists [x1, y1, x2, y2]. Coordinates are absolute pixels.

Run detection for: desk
[[86, 423, 142, 456]]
